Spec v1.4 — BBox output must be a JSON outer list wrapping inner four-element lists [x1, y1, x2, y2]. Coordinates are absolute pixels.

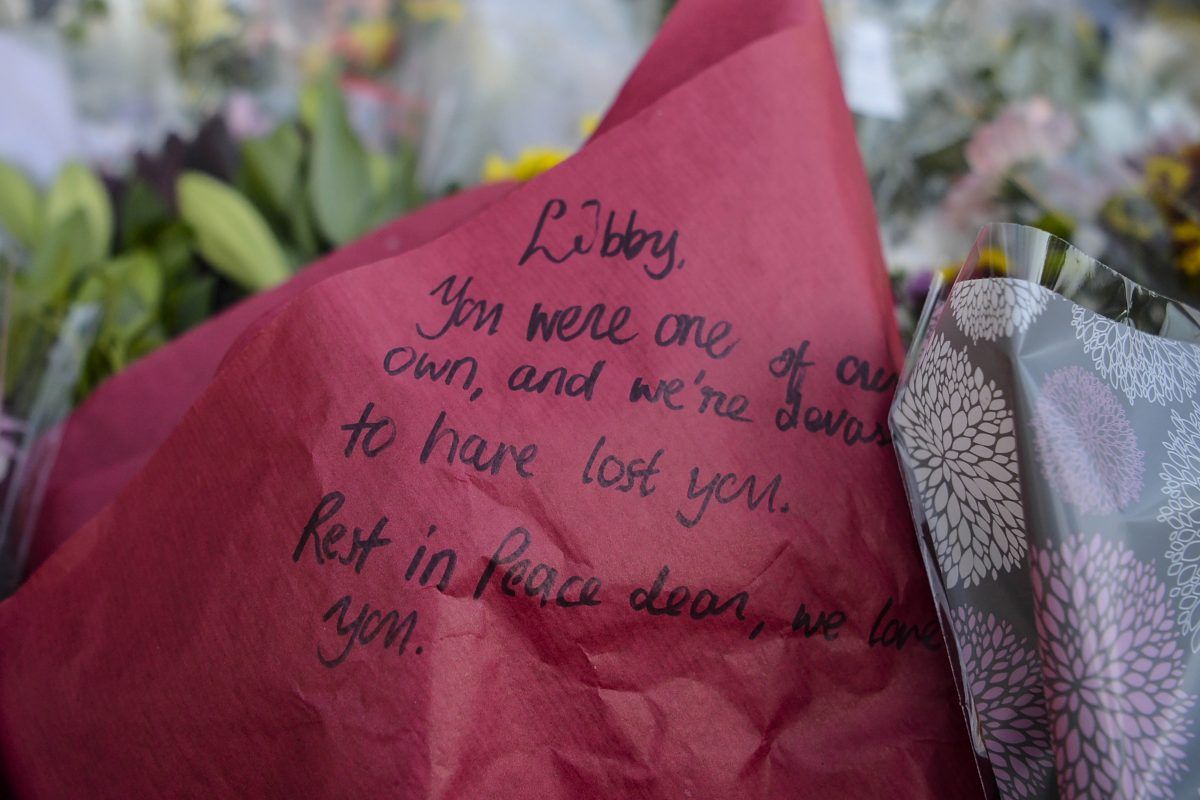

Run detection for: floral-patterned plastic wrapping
[[890, 223, 1200, 799]]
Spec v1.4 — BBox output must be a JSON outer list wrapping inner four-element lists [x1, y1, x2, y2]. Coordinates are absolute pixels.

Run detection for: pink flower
[[1032, 534, 1195, 798], [966, 97, 1078, 179], [952, 606, 1052, 799], [224, 91, 272, 140], [1032, 366, 1145, 515]]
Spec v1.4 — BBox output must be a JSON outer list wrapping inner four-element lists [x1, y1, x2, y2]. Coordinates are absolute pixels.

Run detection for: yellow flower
[[579, 113, 600, 138], [146, 0, 238, 50], [976, 246, 1009, 275], [1172, 221, 1200, 244], [300, 44, 331, 81], [482, 147, 571, 183], [938, 262, 961, 285], [1145, 155, 1191, 199], [342, 20, 397, 71], [1180, 245, 1200, 278], [1102, 195, 1157, 240], [406, 0, 465, 23]]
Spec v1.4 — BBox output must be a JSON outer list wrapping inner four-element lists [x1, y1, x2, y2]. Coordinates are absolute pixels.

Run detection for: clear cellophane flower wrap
[[891, 222, 1200, 799]]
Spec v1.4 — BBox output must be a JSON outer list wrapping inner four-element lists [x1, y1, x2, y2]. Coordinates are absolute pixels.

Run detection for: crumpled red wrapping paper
[[27, 0, 820, 575], [0, 1, 980, 797], [27, 183, 514, 574]]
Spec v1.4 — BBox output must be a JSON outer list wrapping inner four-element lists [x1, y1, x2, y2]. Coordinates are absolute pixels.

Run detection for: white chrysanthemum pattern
[[1160, 401, 1200, 654], [951, 278, 1050, 342], [892, 334, 1026, 587], [1071, 306, 1200, 405]]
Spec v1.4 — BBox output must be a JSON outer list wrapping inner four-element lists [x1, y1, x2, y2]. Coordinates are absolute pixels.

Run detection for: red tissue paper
[[0, 1, 980, 797]]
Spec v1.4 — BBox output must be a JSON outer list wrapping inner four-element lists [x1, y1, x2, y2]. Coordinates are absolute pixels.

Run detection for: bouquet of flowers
[[892, 223, 1200, 798]]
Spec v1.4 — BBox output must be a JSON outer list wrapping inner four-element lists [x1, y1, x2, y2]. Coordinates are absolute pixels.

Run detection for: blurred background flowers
[[824, 0, 1200, 337], [1, 0, 1200, 446]]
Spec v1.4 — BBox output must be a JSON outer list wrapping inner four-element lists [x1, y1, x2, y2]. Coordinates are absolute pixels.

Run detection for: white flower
[[892, 333, 1026, 587], [1160, 401, 1200, 653], [398, 0, 653, 191], [1072, 306, 1200, 405], [950, 278, 1050, 343]]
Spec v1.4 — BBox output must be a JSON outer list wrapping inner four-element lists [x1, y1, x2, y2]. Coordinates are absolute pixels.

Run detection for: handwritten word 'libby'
[[519, 198, 684, 281]]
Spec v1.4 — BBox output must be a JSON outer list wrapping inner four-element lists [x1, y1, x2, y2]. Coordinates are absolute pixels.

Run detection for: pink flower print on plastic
[[1031, 534, 1195, 799], [1032, 366, 1145, 515], [951, 606, 1052, 799]]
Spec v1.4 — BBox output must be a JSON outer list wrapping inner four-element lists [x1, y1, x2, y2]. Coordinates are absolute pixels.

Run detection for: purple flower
[[1031, 534, 1195, 799], [951, 606, 1052, 799], [1032, 366, 1145, 515]]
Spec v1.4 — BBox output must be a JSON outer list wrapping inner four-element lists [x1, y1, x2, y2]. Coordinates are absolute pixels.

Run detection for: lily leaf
[[307, 72, 372, 246], [242, 122, 304, 218], [177, 171, 290, 291], [0, 161, 41, 249], [23, 210, 95, 309], [119, 179, 172, 250], [45, 162, 113, 266]]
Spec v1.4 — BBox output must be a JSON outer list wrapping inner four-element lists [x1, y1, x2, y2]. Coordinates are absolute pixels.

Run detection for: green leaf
[[365, 144, 425, 231], [119, 179, 171, 249], [307, 72, 372, 246], [75, 251, 165, 380], [45, 162, 113, 265], [177, 171, 290, 291], [164, 274, 214, 334], [242, 122, 304, 218], [152, 221, 196, 282], [22, 210, 95, 308], [286, 197, 320, 260], [100, 251, 162, 339], [0, 161, 41, 248], [368, 150, 393, 198]]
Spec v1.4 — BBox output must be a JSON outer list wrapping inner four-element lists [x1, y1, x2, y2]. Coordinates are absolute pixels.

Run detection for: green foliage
[[76, 250, 164, 378], [44, 162, 113, 266], [241, 122, 304, 218], [3, 69, 428, 408], [177, 171, 290, 291], [307, 71, 373, 246], [0, 162, 41, 249]]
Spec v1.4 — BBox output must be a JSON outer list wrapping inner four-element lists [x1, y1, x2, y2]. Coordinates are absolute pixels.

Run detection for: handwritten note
[[0, 5, 979, 798]]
